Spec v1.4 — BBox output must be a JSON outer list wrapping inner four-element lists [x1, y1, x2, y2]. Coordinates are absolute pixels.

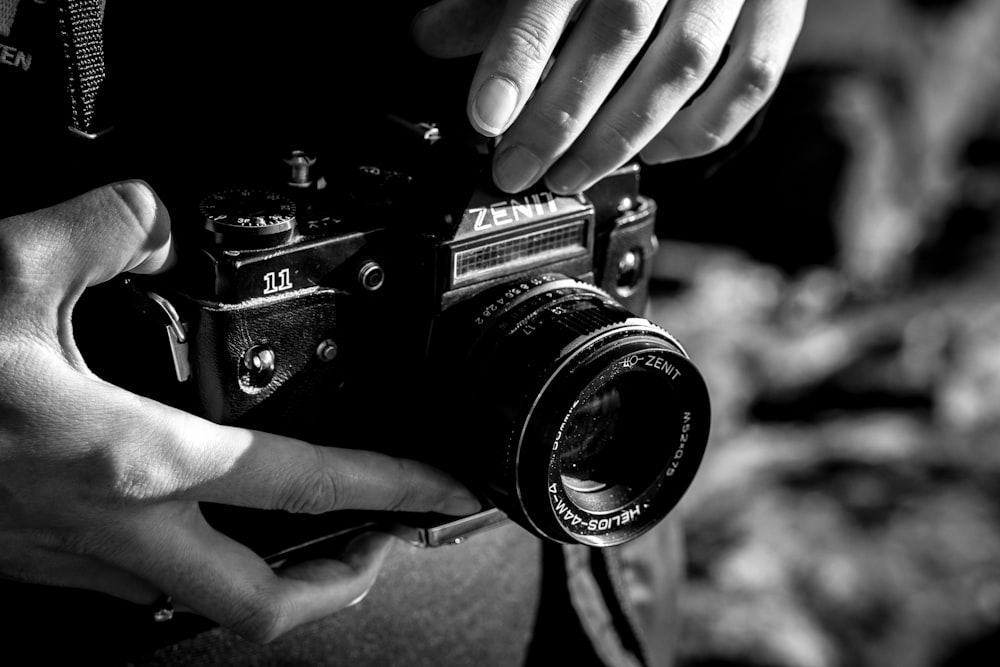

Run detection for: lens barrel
[[454, 275, 710, 547]]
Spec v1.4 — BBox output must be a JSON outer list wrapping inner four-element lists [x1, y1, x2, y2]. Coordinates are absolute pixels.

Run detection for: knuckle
[[597, 116, 645, 158], [278, 453, 342, 513], [68, 444, 130, 506], [687, 119, 729, 156], [739, 54, 782, 101], [90, 420, 170, 507], [107, 180, 166, 243], [0, 180, 164, 288], [108, 456, 157, 505], [381, 457, 418, 513], [106, 457, 176, 508], [506, 13, 558, 67], [533, 99, 586, 139], [664, 18, 721, 85], [592, 0, 658, 50]]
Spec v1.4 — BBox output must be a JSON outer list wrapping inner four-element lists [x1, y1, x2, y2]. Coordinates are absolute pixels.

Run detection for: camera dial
[[201, 188, 297, 249]]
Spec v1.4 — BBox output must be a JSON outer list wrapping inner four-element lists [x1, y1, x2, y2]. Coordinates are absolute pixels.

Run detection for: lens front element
[[559, 372, 671, 511]]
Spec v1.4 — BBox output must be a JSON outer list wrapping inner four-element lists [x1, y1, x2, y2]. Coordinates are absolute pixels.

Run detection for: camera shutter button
[[284, 151, 317, 188]]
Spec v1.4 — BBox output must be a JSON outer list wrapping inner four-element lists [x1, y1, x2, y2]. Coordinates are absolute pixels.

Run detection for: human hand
[[412, 0, 807, 193], [0, 181, 481, 642]]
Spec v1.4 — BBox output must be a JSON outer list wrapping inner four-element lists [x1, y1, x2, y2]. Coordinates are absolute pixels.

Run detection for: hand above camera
[[412, 0, 807, 193], [0, 182, 481, 642]]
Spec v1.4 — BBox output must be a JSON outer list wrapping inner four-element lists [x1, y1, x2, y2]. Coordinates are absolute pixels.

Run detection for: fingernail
[[493, 145, 543, 193], [546, 157, 591, 194], [473, 76, 519, 135], [347, 585, 374, 608], [440, 493, 482, 516]]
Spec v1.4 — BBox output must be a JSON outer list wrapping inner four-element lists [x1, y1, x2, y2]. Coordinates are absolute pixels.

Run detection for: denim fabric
[[132, 522, 543, 666], [131, 518, 682, 667], [0, 519, 682, 666]]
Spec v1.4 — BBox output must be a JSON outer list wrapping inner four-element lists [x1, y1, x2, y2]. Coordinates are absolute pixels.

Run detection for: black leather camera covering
[[191, 288, 342, 427]]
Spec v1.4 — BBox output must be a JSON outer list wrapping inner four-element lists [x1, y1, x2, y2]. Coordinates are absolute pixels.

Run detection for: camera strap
[[58, 0, 110, 139], [563, 545, 650, 667]]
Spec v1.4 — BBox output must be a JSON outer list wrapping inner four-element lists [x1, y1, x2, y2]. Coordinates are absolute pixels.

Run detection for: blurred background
[[639, 0, 1000, 665]]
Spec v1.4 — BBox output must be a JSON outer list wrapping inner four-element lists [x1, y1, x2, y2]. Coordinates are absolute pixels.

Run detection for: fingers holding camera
[[104, 505, 394, 642], [0, 180, 174, 369], [542, 0, 747, 193], [459, 0, 581, 138], [0, 180, 173, 305], [1, 359, 473, 638], [144, 401, 482, 516], [0, 180, 177, 607], [413, 0, 805, 193], [0, 179, 477, 640], [416, 0, 661, 192], [488, 0, 670, 193], [1, 177, 477, 518], [16, 493, 393, 640], [638, 0, 807, 165]]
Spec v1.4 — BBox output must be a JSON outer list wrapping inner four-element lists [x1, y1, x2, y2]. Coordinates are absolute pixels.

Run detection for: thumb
[[0, 180, 174, 314], [411, 0, 506, 58], [0, 180, 174, 347]]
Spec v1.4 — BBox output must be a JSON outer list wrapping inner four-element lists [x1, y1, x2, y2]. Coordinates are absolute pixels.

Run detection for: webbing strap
[[564, 544, 650, 667], [58, 0, 109, 138]]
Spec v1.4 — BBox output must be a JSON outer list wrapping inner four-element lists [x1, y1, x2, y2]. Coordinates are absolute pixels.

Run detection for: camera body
[[92, 116, 709, 560]]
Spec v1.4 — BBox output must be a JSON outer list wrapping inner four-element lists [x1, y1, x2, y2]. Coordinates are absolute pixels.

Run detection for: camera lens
[[449, 274, 710, 547]]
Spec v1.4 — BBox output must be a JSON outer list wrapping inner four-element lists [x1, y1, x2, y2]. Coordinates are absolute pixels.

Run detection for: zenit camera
[[94, 115, 710, 559]]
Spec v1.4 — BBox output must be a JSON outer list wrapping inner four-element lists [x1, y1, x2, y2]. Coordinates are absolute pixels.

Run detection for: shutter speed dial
[[201, 188, 297, 249]]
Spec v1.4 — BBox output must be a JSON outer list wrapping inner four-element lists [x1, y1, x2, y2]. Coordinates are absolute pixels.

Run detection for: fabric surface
[[133, 522, 545, 667]]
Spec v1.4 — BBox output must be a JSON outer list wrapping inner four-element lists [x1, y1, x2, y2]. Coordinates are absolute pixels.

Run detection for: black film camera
[[88, 115, 711, 560]]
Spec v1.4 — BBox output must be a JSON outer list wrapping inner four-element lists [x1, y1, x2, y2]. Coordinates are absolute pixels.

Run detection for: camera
[[86, 115, 710, 560]]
